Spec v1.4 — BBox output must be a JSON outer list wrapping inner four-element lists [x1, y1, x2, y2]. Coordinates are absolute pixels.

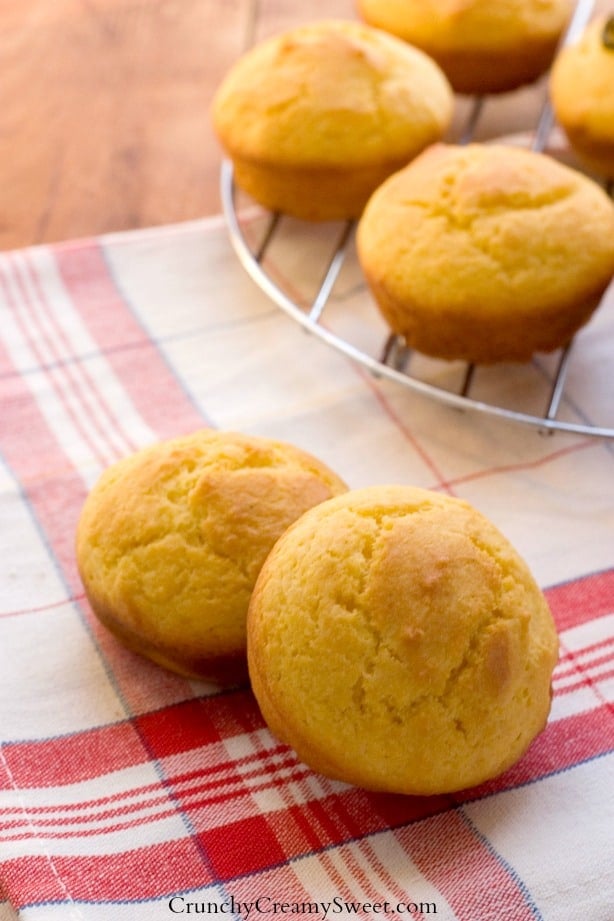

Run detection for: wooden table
[[0, 0, 606, 251]]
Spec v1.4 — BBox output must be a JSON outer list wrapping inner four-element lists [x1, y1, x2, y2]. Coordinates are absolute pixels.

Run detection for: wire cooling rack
[[220, 0, 614, 439]]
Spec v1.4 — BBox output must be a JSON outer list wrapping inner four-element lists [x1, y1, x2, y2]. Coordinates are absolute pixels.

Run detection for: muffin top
[[212, 19, 453, 169], [76, 429, 347, 681], [357, 142, 614, 323], [248, 485, 558, 794]]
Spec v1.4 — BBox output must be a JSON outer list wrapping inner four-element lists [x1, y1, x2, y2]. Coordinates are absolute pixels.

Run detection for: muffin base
[[404, 41, 560, 96], [366, 275, 608, 364], [88, 589, 250, 685], [232, 156, 414, 222], [559, 127, 614, 180]]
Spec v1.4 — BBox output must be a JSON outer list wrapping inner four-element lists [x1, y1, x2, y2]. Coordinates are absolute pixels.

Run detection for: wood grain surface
[[0, 0, 606, 250]]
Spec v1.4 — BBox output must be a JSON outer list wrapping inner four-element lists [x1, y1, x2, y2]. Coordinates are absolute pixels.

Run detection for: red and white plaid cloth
[[0, 213, 613, 920]]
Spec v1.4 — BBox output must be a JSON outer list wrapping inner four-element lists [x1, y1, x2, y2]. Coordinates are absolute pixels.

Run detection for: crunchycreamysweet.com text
[[168, 896, 438, 916]]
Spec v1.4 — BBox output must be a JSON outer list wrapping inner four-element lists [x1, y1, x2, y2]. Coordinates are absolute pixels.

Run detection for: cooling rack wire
[[220, 0, 614, 439]]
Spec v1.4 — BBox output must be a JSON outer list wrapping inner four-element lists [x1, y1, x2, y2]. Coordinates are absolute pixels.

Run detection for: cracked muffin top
[[212, 19, 452, 169], [247, 484, 559, 795], [76, 429, 347, 684], [211, 19, 452, 220], [356, 142, 614, 363]]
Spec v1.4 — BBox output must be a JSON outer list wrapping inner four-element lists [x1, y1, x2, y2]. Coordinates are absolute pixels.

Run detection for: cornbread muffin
[[356, 0, 574, 95], [248, 485, 559, 795], [76, 430, 347, 684], [550, 15, 614, 178], [211, 19, 453, 221], [356, 142, 614, 364]]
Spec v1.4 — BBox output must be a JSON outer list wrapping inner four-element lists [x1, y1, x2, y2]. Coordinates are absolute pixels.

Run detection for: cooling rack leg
[[255, 212, 281, 263], [459, 96, 484, 145], [544, 342, 574, 423], [460, 364, 476, 396], [381, 333, 411, 372], [308, 220, 355, 323]]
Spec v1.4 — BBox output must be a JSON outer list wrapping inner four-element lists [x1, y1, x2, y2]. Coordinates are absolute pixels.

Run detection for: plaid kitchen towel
[[0, 211, 613, 920]]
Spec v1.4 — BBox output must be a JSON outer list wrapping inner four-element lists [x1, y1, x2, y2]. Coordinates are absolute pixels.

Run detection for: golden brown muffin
[[76, 430, 347, 684], [356, 142, 614, 364], [356, 0, 574, 95], [211, 19, 453, 221], [248, 485, 558, 795], [550, 15, 614, 178]]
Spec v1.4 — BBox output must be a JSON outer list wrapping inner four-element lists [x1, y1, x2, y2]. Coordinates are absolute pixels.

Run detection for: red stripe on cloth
[[0, 751, 300, 832], [0, 259, 117, 470], [289, 795, 383, 855], [401, 809, 536, 921], [136, 691, 265, 756], [55, 241, 208, 439], [545, 569, 614, 632], [555, 665, 614, 697], [0, 693, 265, 790], [19, 252, 140, 459], [556, 636, 614, 674], [199, 813, 290, 879], [0, 767, 319, 846], [315, 832, 427, 917], [0, 721, 149, 790], [269, 802, 352, 859], [0, 769, 318, 847], [0, 336, 88, 592], [1, 856, 69, 907], [282, 782, 444, 917], [2, 838, 211, 905]]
